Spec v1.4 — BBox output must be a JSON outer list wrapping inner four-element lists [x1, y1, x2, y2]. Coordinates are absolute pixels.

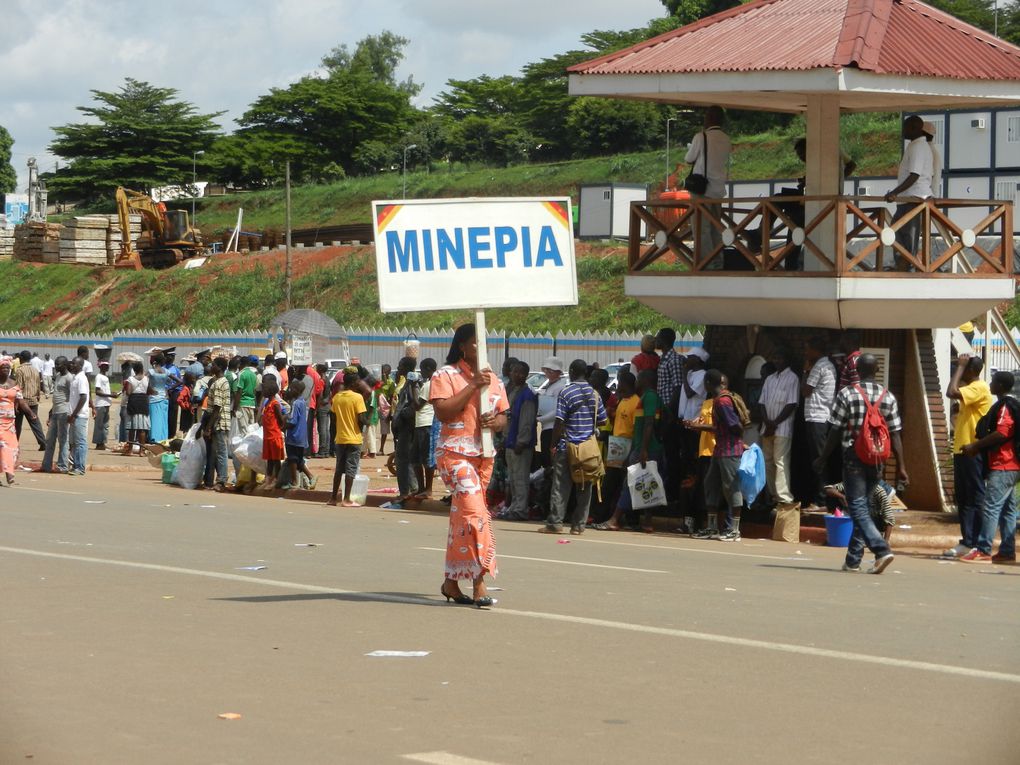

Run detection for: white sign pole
[[475, 308, 494, 458]]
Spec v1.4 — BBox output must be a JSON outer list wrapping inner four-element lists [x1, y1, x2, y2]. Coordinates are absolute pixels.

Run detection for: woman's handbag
[[683, 129, 709, 195]]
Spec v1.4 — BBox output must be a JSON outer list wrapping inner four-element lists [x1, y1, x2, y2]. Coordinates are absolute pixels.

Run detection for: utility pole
[[285, 160, 292, 310], [665, 117, 677, 190]]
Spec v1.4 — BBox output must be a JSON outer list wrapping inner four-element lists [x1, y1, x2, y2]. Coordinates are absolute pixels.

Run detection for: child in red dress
[[260, 377, 287, 489]]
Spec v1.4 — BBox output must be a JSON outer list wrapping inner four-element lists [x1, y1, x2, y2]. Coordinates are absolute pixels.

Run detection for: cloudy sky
[[1, 0, 667, 191]]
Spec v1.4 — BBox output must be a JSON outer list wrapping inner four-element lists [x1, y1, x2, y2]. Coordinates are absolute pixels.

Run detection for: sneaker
[[538, 525, 565, 534], [960, 549, 992, 564], [841, 562, 862, 572], [868, 553, 895, 574], [691, 528, 715, 540], [992, 552, 1017, 564], [942, 543, 971, 559], [718, 529, 741, 542]]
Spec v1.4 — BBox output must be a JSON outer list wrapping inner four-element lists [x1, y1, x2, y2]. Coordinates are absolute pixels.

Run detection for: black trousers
[[16, 403, 46, 450], [168, 396, 180, 438]]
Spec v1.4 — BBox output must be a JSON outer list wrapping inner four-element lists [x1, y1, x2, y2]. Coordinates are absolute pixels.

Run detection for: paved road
[[2, 473, 1018, 764]]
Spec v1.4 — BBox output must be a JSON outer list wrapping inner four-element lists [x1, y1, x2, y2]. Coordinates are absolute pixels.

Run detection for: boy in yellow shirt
[[328, 372, 368, 507]]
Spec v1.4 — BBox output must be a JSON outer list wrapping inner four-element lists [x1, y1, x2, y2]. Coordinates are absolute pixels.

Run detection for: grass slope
[[0, 244, 677, 335]]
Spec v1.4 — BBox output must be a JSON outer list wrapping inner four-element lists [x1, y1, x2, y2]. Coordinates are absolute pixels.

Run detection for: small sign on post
[[372, 197, 578, 456]]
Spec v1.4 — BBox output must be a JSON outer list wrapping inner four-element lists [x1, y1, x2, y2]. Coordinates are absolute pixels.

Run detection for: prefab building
[[578, 184, 648, 239]]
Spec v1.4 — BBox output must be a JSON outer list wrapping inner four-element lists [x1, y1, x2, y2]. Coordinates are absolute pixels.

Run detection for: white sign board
[[372, 197, 577, 312], [289, 332, 313, 365], [4, 194, 28, 228]]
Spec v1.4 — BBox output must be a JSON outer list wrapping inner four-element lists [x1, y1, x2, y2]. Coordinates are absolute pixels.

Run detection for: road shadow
[[212, 591, 456, 608], [757, 564, 844, 574]]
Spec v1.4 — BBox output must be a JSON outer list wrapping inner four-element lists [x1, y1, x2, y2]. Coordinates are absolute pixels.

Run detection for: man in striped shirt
[[816, 354, 908, 574], [540, 359, 607, 535], [655, 328, 685, 505], [755, 349, 800, 510]]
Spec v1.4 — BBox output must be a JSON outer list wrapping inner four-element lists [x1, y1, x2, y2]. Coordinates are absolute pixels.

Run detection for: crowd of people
[[2, 319, 1017, 582]]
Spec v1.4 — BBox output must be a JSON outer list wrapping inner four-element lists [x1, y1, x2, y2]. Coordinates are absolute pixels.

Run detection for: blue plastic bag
[[738, 443, 766, 505]]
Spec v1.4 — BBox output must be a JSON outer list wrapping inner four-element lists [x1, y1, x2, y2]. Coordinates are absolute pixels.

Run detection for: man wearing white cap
[[536, 356, 566, 471]]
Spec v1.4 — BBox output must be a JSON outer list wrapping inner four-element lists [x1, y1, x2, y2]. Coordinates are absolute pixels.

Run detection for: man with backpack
[[959, 370, 1019, 564], [385, 356, 420, 509], [816, 354, 908, 574]]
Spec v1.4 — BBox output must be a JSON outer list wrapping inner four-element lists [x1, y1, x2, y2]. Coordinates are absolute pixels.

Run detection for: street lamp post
[[403, 144, 418, 199], [192, 150, 204, 225], [665, 117, 677, 190]]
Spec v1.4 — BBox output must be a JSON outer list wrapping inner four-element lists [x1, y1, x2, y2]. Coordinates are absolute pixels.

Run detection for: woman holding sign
[[430, 323, 509, 608]]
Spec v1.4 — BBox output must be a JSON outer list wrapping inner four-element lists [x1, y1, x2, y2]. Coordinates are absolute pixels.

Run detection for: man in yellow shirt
[[945, 355, 993, 557], [328, 371, 368, 507], [683, 376, 722, 534]]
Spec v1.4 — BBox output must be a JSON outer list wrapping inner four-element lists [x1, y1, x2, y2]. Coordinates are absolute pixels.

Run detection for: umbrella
[[117, 351, 143, 364], [270, 309, 344, 338]]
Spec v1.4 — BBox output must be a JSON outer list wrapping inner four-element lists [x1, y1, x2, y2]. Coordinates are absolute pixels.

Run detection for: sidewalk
[[19, 398, 964, 553]]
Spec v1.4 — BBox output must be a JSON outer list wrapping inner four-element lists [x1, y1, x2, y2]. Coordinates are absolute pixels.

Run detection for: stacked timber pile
[[105, 213, 141, 264], [59, 216, 110, 265], [13, 222, 61, 263], [0, 224, 13, 259]]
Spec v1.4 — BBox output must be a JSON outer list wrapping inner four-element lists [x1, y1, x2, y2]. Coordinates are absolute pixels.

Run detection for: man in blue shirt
[[540, 359, 607, 535], [164, 347, 182, 437]]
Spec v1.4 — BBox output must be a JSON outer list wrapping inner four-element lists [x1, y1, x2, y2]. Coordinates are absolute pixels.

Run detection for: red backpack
[[854, 384, 891, 465]]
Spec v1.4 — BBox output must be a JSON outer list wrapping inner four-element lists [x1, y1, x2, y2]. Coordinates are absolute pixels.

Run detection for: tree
[[660, 0, 746, 18], [566, 98, 662, 156], [215, 33, 419, 185], [0, 126, 15, 193], [48, 78, 223, 201]]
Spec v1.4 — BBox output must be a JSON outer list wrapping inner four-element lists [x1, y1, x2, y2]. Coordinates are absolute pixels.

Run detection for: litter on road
[[365, 651, 430, 658], [217, 713, 242, 720], [235, 565, 267, 571]]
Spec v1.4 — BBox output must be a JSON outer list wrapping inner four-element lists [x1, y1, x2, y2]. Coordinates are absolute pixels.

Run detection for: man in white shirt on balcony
[[756, 349, 800, 510], [923, 121, 943, 198], [884, 115, 933, 271], [684, 106, 731, 268]]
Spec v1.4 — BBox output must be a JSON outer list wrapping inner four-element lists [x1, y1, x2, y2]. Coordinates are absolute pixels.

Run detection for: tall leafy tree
[[0, 125, 15, 193], [48, 78, 223, 201]]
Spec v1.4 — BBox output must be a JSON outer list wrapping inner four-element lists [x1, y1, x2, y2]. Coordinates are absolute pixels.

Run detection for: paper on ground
[[365, 650, 430, 657]]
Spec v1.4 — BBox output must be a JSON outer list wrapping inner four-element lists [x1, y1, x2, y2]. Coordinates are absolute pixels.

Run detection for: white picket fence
[[0, 326, 705, 371], [970, 328, 1020, 373]]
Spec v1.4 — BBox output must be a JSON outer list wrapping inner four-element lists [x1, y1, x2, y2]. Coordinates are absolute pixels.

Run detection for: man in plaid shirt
[[655, 328, 685, 504], [815, 354, 908, 574]]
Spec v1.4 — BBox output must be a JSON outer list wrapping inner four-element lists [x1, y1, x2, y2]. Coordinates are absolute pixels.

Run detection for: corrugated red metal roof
[[567, 0, 1020, 81]]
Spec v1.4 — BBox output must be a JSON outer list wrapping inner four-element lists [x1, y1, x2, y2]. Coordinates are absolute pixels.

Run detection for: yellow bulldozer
[[115, 187, 207, 269]]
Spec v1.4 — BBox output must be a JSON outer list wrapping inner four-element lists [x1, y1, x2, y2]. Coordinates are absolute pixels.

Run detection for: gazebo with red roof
[[567, 0, 1020, 330]]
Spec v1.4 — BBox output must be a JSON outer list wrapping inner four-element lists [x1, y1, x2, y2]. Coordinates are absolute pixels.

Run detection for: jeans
[[394, 432, 419, 498], [805, 421, 830, 505], [93, 407, 110, 447], [953, 453, 986, 548], [843, 448, 891, 567], [211, 429, 230, 485], [762, 434, 793, 505], [69, 416, 89, 473], [316, 408, 331, 457], [16, 403, 46, 450], [976, 469, 1019, 556], [119, 404, 128, 443], [505, 447, 533, 517], [546, 448, 593, 529], [42, 415, 69, 472]]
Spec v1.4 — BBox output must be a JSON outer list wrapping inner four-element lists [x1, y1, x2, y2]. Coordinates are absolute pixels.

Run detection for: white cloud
[[0, 0, 666, 190]]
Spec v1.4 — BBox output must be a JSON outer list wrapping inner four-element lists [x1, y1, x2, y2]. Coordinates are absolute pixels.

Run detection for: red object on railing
[[657, 190, 691, 229]]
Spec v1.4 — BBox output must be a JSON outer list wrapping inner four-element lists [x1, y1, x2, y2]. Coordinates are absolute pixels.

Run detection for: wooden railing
[[628, 195, 1015, 276]]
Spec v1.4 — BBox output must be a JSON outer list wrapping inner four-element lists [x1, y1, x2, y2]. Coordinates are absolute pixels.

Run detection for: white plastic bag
[[606, 436, 632, 469], [176, 424, 207, 490], [232, 425, 267, 475], [627, 460, 667, 511]]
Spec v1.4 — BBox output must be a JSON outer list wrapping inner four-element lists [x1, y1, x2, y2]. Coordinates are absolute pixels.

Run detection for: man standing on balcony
[[923, 121, 943, 198], [884, 115, 933, 271], [756, 349, 800, 512], [944, 355, 993, 559], [684, 106, 731, 267]]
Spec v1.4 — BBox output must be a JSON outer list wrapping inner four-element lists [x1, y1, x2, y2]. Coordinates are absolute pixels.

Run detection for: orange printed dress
[[0, 383, 23, 475], [430, 361, 510, 581]]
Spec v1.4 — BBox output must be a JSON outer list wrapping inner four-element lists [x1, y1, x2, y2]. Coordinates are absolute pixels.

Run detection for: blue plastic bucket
[[824, 515, 854, 547]]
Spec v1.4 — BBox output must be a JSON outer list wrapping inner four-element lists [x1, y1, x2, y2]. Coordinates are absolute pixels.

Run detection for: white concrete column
[[804, 94, 842, 270]]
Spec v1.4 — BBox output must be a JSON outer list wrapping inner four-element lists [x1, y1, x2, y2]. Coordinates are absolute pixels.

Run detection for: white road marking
[[417, 546, 668, 574], [575, 536, 813, 561], [403, 752, 503, 765], [9, 486, 86, 496], [2, 545, 1018, 685]]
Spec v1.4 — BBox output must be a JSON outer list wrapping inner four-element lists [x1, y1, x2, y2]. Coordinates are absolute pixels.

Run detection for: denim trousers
[[546, 448, 593, 529], [92, 407, 110, 446], [953, 453, 986, 548], [843, 448, 892, 567], [394, 432, 419, 497], [316, 408, 331, 457], [212, 429, 230, 485], [42, 416, 69, 472], [976, 469, 1019, 556], [69, 416, 89, 473]]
